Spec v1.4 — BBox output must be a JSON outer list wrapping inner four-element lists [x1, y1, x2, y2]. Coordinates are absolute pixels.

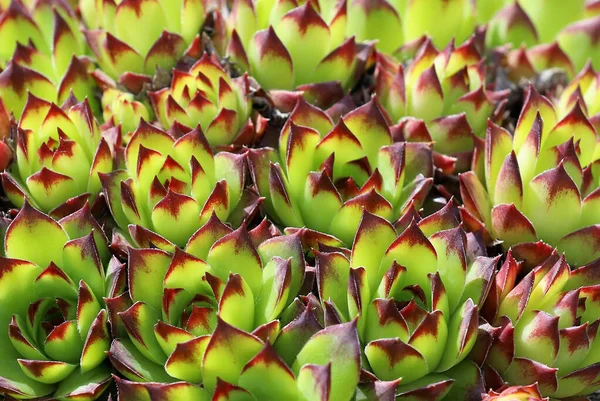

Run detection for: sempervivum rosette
[[375, 37, 505, 135], [100, 121, 251, 250], [107, 223, 313, 393], [314, 205, 496, 400], [80, 0, 205, 79], [101, 88, 152, 143], [482, 384, 547, 401], [478, 249, 600, 399], [113, 320, 375, 401], [0, 1, 96, 117], [461, 86, 600, 266], [1, 95, 114, 216], [0, 0, 87, 68], [0, 203, 124, 400], [149, 53, 253, 147], [248, 99, 433, 245], [227, 0, 371, 106]]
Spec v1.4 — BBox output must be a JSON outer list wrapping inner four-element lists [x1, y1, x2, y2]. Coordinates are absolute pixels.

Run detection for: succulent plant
[[345, 0, 476, 54], [504, 43, 575, 82], [375, 37, 504, 135], [482, 384, 547, 401], [558, 62, 600, 119], [402, 0, 476, 50], [226, 0, 371, 105], [0, 1, 97, 118], [484, 0, 587, 49], [248, 99, 433, 245], [107, 223, 314, 390], [460, 86, 600, 266], [313, 205, 495, 399], [0, 0, 87, 69], [557, 15, 600, 71], [112, 319, 373, 401], [101, 88, 152, 142], [149, 53, 253, 147], [1, 95, 114, 216], [478, 248, 600, 399], [80, 0, 206, 78], [0, 203, 123, 400], [100, 121, 253, 250]]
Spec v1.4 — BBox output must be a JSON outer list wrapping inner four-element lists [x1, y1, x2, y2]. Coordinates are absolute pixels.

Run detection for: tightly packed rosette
[[375, 37, 504, 135], [313, 205, 496, 399], [101, 121, 251, 249], [113, 320, 377, 401], [0, 1, 95, 117], [226, 0, 371, 105], [80, 0, 206, 78], [101, 88, 152, 142], [461, 86, 600, 266], [482, 384, 547, 401], [248, 99, 433, 245], [0, 0, 87, 68], [149, 53, 253, 147], [1, 95, 114, 216], [478, 249, 600, 399], [107, 224, 318, 393], [0, 203, 124, 400]]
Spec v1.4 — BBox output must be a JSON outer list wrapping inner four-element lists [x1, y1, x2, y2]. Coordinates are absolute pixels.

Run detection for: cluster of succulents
[[1, 1, 600, 401]]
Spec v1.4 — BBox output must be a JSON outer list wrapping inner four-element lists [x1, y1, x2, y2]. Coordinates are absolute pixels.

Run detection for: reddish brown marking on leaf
[[321, 37, 357, 68], [370, 338, 423, 366], [120, 179, 141, 219], [17, 360, 64, 378], [254, 27, 292, 62], [185, 306, 215, 333], [400, 300, 427, 332]]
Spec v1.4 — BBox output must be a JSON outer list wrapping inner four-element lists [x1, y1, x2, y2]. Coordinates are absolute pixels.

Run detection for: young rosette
[[101, 88, 152, 142], [313, 204, 496, 400], [149, 53, 253, 147], [227, 0, 371, 105], [80, 0, 206, 78], [0, 1, 95, 117], [482, 384, 547, 401], [478, 249, 600, 399], [248, 99, 433, 245], [375, 37, 505, 135], [0, 0, 87, 68], [461, 86, 600, 266], [100, 121, 250, 250], [0, 202, 124, 400], [1, 95, 114, 216]]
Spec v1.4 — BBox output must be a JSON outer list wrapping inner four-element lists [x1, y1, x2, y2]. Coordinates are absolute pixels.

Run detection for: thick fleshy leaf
[[293, 321, 360, 401]]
